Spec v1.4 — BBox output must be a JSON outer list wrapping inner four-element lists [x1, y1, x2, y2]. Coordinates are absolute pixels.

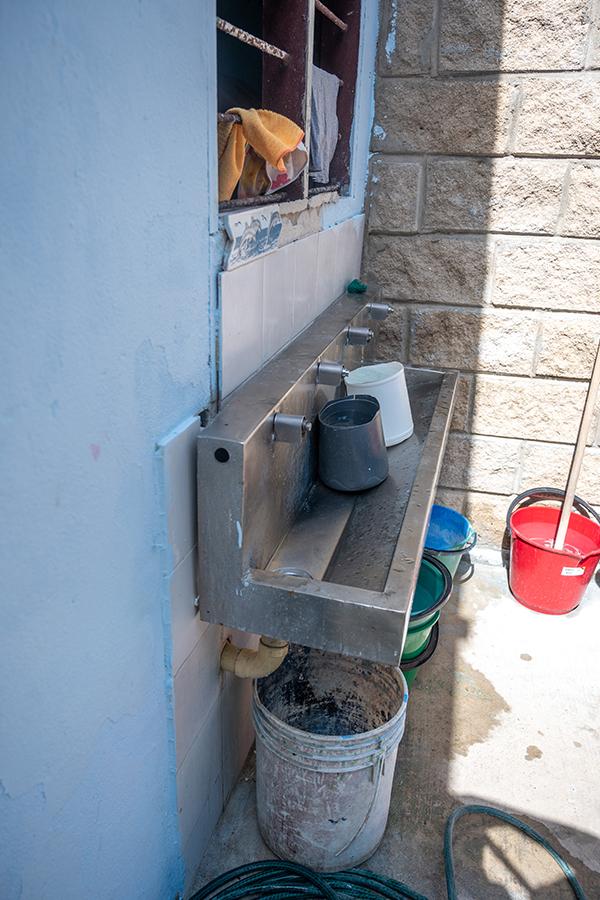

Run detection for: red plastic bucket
[[507, 487, 600, 615]]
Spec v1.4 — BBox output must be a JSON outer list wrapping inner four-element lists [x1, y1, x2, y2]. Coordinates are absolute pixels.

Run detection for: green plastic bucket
[[424, 505, 477, 578], [401, 622, 440, 688], [401, 554, 451, 662], [402, 609, 441, 661]]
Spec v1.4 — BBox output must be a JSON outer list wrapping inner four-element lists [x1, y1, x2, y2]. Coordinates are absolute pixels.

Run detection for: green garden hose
[[444, 805, 587, 900], [190, 804, 587, 900]]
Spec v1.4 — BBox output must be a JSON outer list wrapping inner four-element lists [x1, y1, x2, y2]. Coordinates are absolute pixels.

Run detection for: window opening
[[311, 0, 360, 192], [216, 2, 360, 213]]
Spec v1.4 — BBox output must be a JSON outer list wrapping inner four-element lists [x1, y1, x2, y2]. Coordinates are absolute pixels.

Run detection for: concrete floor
[[193, 558, 600, 898]]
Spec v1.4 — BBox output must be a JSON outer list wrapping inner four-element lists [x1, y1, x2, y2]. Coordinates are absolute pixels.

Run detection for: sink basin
[[197, 294, 457, 665]]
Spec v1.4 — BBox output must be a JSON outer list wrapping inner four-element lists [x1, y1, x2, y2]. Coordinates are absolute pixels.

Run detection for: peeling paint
[[384, 0, 398, 63]]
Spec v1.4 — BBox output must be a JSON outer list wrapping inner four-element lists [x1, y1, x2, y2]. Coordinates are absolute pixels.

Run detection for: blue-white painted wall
[[0, 2, 378, 898], [1, 3, 217, 897]]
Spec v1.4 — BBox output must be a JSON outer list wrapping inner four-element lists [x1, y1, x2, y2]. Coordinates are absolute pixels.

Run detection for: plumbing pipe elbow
[[220, 635, 289, 678]]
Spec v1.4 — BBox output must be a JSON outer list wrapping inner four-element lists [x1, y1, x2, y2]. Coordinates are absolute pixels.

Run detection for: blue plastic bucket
[[424, 505, 477, 578]]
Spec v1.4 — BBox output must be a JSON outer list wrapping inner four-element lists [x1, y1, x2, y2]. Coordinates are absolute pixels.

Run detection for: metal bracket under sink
[[197, 293, 458, 665]]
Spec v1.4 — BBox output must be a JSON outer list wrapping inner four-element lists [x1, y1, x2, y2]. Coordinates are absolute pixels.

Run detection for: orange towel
[[218, 108, 304, 202]]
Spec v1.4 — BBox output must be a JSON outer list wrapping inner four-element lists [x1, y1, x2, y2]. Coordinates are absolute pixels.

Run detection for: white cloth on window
[[310, 65, 340, 184]]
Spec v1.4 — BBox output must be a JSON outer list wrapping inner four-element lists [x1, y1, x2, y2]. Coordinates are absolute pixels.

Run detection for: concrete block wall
[[365, 0, 600, 546]]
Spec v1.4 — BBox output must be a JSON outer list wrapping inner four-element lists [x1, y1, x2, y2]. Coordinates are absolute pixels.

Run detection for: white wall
[[1, 3, 216, 897]]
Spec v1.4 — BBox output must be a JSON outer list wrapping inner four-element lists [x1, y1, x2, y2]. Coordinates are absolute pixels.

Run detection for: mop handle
[[554, 340, 600, 551]]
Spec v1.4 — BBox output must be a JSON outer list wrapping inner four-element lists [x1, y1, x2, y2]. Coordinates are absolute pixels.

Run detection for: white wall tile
[[170, 548, 210, 675], [221, 676, 255, 804], [220, 216, 367, 398], [183, 808, 219, 897], [220, 259, 264, 397], [315, 227, 339, 312], [292, 233, 319, 334], [262, 244, 294, 362], [159, 416, 201, 572], [335, 214, 365, 292], [174, 622, 223, 769], [176, 696, 223, 847]]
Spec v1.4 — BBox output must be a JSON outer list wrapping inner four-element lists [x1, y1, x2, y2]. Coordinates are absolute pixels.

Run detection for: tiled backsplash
[[220, 214, 365, 398]]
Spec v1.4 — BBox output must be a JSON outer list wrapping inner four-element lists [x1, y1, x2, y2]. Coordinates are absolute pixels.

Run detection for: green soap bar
[[347, 278, 367, 293]]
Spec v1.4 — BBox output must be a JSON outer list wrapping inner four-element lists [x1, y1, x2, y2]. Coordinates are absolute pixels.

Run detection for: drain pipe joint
[[220, 635, 289, 678]]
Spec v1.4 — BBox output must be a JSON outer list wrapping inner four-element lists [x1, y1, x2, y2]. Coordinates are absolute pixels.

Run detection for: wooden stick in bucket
[[554, 339, 600, 550]]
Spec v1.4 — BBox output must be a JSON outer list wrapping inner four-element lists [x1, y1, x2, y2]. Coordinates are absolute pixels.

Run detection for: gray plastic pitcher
[[318, 394, 389, 492]]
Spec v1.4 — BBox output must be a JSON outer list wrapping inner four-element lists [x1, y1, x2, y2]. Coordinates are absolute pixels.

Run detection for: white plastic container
[[344, 361, 414, 446]]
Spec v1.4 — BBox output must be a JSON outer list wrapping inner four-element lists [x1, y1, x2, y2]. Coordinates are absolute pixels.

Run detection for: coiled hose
[[190, 804, 587, 900]]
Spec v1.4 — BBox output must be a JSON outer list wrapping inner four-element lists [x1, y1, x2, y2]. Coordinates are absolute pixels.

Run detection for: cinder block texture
[[520, 443, 600, 504], [440, 434, 520, 494], [451, 375, 473, 432], [424, 158, 567, 234], [590, 14, 600, 69], [410, 308, 538, 374], [435, 487, 514, 546], [492, 239, 600, 313], [368, 156, 421, 233], [514, 79, 600, 157], [366, 0, 600, 548], [376, 304, 409, 361], [562, 164, 600, 238], [439, 0, 589, 72], [536, 315, 600, 379], [434, 487, 467, 516], [471, 376, 600, 444], [377, 0, 436, 75], [373, 80, 515, 155], [366, 234, 490, 305], [462, 491, 513, 546]]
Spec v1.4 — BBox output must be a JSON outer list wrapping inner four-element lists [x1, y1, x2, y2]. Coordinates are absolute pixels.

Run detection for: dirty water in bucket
[[253, 646, 408, 871], [258, 646, 402, 736]]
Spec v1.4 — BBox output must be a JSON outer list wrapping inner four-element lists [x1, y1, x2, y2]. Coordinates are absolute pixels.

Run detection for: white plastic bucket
[[344, 362, 414, 446], [253, 646, 408, 871]]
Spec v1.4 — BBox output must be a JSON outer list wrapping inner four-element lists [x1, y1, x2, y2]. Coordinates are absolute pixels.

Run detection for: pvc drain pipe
[[220, 635, 288, 678]]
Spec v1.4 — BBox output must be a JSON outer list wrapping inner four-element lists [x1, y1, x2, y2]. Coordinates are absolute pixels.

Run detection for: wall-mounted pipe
[[221, 635, 289, 678]]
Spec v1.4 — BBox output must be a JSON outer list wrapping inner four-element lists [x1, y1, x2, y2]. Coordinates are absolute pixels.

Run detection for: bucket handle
[[460, 527, 478, 555], [428, 526, 478, 556], [506, 487, 600, 532]]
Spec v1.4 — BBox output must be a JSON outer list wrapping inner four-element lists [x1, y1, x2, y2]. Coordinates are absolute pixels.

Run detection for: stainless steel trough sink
[[197, 294, 457, 665]]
